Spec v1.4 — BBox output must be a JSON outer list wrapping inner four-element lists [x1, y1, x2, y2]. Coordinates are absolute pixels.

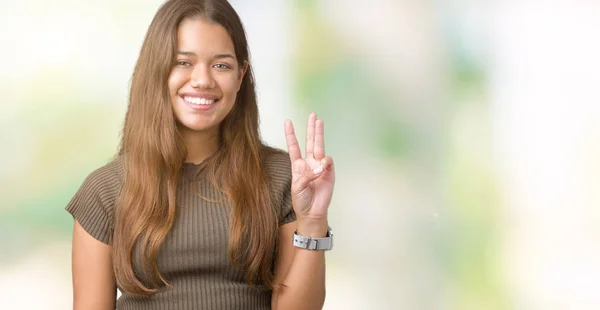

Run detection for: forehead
[[176, 18, 235, 55]]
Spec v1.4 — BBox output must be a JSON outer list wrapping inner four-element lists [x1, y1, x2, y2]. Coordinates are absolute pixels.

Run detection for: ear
[[237, 60, 248, 91]]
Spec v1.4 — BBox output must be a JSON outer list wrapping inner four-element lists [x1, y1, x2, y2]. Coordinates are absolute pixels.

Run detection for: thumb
[[291, 160, 323, 190]]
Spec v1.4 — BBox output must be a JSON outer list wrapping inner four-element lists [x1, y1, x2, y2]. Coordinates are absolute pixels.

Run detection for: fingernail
[[313, 165, 323, 174]]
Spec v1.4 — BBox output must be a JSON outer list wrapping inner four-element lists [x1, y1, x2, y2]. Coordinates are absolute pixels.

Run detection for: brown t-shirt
[[66, 150, 296, 310]]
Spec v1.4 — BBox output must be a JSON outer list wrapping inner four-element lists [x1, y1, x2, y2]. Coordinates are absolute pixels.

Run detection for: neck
[[179, 127, 220, 164]]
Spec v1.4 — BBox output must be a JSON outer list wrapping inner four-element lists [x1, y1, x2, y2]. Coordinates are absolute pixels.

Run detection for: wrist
[[296, 218, 328, 237]]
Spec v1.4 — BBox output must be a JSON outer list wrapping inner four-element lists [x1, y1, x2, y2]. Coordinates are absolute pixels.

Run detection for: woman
[[66, 0, 335, 309]]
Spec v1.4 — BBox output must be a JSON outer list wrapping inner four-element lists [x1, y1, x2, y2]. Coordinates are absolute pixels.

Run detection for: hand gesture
[[284, 112, 335, 221]]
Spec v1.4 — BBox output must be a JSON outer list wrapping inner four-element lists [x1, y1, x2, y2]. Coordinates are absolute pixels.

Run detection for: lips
[[178, 92, 221, 111], [183, 96, 216, 105], [179, 92, 221, 108]]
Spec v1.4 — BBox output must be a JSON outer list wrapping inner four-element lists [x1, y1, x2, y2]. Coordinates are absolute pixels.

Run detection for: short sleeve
[[65, 159, 122, 245], [265, 149, 297, 226], [280, 184, 296, 225]]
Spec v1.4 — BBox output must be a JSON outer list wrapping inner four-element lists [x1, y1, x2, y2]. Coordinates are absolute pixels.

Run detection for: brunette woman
[[66, 0, 335, 309]]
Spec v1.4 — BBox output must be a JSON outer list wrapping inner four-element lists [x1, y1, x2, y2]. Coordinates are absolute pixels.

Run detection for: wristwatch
[[292, 227, 334, 251]]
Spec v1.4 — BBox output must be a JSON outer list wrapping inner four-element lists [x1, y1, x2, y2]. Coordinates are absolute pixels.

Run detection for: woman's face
[[168, 18, 246, 135]]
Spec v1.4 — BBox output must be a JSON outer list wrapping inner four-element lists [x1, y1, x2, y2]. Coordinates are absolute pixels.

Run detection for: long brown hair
[[114, 0, 279, 295]]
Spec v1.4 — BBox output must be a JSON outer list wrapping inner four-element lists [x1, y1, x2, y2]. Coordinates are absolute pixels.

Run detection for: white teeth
[[183, 96, 215, 105]]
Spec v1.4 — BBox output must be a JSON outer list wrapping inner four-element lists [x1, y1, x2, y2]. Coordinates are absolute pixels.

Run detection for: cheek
[[168, 72, 187, 95], [219, 75, 242, 95]]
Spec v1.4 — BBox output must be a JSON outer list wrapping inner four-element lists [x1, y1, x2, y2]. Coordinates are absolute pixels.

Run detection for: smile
[[183, 96, 217, 105]]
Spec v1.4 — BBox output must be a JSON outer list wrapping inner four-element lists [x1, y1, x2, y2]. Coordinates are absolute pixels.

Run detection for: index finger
[[305, 112, 317, 159], [284, 119, 302, 162], [314, 119, 325, 159]]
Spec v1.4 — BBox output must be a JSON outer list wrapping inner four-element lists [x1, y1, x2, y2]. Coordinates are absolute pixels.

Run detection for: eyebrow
[[176, 51, 236, 60]]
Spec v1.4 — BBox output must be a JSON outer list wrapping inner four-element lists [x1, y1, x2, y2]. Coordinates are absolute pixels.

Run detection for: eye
[[176, 60, 192, 67], [213, 63, 231, 70]]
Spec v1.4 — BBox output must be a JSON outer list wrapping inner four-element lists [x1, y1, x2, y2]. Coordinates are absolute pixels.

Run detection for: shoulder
[[262, 147, 292, 181], [71, 155, 125, 210], [261, 147, 292, 196], [66, 155, 124, 244], [87, 155, 124, 181], [262, 147, 296, 224], [81, 156, 125, 198]]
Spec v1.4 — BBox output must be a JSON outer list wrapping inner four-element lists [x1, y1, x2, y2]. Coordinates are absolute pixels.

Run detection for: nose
[[190, 64, 215, 89]]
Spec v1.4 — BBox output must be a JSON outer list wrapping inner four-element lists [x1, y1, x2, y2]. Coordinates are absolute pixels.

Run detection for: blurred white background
[[1, 0, 599, 309]]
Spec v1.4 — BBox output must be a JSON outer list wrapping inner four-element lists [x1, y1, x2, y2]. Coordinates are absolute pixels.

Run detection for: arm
[[272, 220, 328, 310], [272, 113, 335, 310], [72, 220, 117, 310]]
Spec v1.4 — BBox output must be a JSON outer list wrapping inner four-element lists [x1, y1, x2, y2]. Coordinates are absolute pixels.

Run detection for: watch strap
[[292, 228, 333, 251]]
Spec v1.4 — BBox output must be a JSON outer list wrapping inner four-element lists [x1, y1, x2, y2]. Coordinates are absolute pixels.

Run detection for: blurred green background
[[1, 1, 600, 309]]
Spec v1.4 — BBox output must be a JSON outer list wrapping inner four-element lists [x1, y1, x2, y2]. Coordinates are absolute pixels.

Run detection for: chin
[[180, 122, 216, 133]]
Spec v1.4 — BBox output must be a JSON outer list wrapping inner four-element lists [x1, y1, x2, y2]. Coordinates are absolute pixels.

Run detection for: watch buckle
[[307, 237, 318, 250]]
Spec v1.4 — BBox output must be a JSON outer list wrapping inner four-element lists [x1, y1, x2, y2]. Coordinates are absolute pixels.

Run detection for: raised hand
[[284, 112, 335, 223]]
